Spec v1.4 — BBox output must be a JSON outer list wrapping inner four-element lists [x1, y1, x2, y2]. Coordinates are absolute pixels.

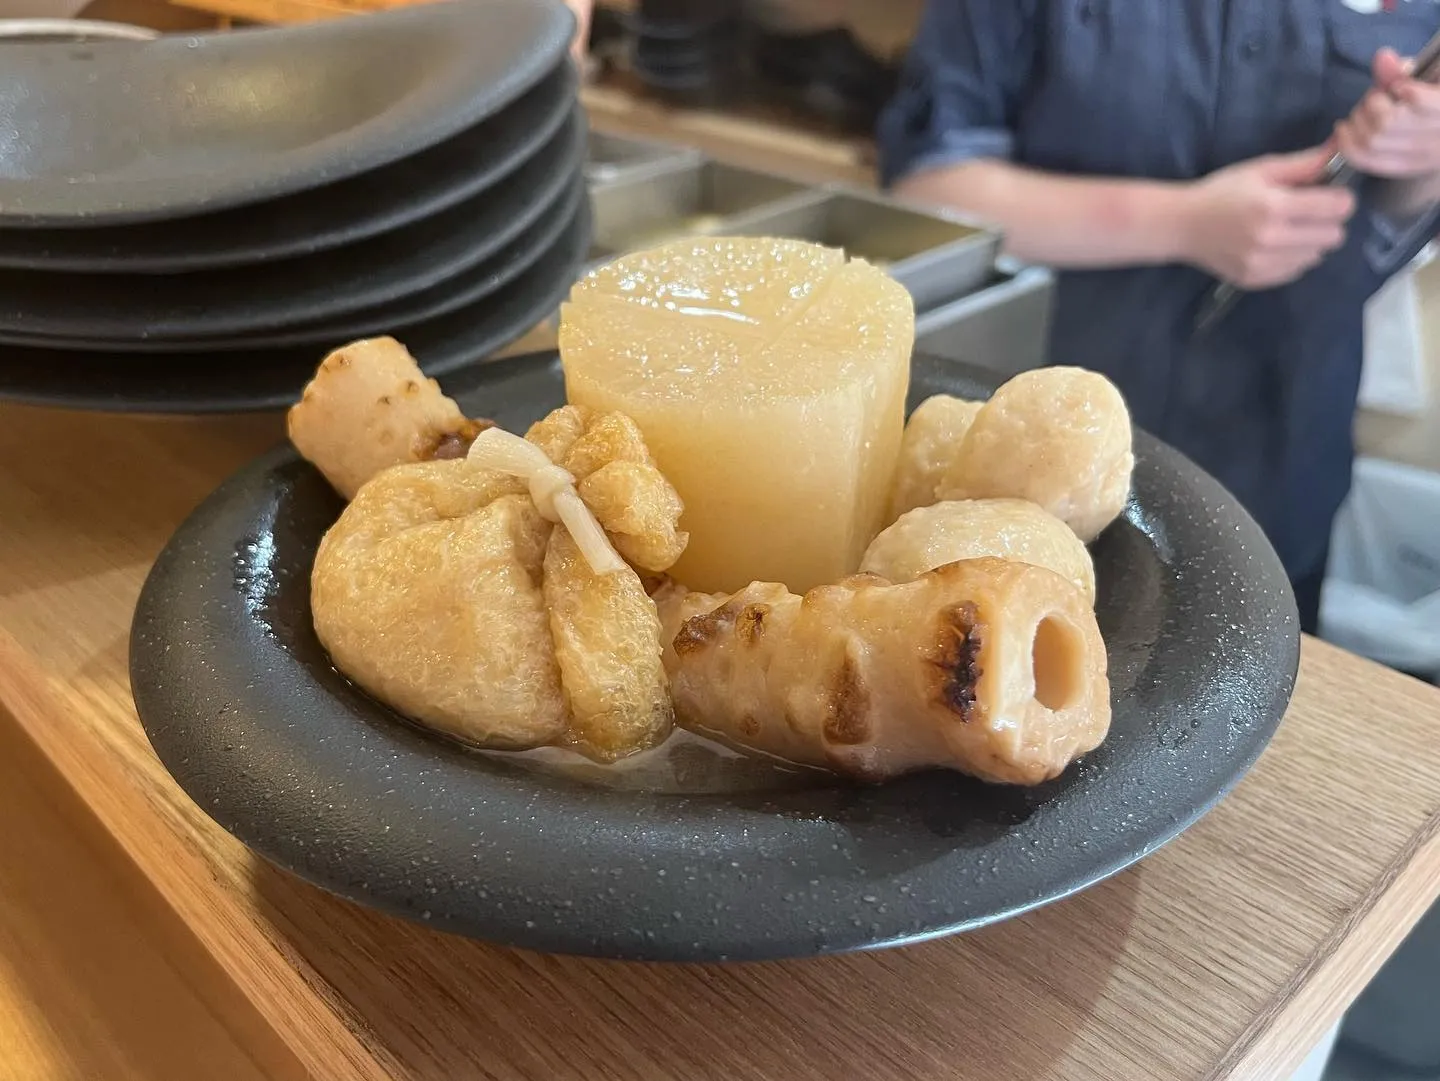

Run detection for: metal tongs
[[1191, 26, 1440, 338]]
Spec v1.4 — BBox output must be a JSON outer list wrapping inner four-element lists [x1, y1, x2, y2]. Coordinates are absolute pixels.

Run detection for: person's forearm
[[893, 159, 1197, 269]]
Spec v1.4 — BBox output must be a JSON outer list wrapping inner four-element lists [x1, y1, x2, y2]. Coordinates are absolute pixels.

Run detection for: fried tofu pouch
[[525, 405, 687, 574], [288, 337, 494, 499], [863, 499, 1096, 604], [543, 528, 670, 760], [655, 557, 1110, 785], [309, 396, 685, 761], [310, 462, 565, 748], [517, 406, 683, 758]]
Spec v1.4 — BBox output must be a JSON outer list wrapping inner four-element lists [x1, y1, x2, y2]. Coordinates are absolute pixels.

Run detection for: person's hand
[[564, 0, 592, 63], [1335, 49, 1440, 179], [1180, 148, 1355, 289]]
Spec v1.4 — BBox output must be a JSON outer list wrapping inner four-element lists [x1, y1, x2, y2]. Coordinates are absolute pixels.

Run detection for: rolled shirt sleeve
[[875, 0, 1039, 188]]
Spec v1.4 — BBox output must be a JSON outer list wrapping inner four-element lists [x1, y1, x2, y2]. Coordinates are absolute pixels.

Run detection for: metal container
[[723, 190, 999, 313], [585, 131, 700, 186], [915, 265, 1055, 378], [588, 160, 821, 258]]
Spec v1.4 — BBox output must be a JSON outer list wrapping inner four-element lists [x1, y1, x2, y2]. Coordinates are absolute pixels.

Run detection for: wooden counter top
[[1, 399, 1439, 1081]]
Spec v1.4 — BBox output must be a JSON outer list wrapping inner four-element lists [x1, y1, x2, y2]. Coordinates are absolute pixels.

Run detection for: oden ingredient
[[560, 236, 913, 594], [543, 528, 672, 761], [863, 499, 1096, 603], [525, 405, 687, 573], [938, 367, 1134, 543], [888, 394, 983, 522], [308, 395, 687, 761], [654, 557, 1110, 785], [312, 463, 563, 748], [288, 337, 493, 499]]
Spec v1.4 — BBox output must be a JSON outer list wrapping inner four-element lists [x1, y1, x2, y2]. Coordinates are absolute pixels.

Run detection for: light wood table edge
[[0, 628, 387, 1081], [1212, 789, 1440, 1081], [167, 0, 353, 22]]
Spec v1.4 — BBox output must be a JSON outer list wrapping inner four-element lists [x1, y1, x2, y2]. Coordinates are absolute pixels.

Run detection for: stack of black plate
[[630, 0, 745, 107], [0, 0, 590, 413]]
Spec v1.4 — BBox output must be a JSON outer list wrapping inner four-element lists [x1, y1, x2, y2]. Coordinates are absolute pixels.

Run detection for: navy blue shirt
[[877, 0, 1440, 581]]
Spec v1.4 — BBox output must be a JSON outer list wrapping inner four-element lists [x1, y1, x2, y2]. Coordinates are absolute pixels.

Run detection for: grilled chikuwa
[[654, 557, 1110, 785]]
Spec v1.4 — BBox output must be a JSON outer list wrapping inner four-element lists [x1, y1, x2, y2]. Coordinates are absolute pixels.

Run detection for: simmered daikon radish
[[560, 237, 913, 594]]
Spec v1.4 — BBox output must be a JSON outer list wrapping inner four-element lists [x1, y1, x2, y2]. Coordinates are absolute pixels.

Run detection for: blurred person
[[878, 1, 1440, 633], [564, 0, 591, 60]]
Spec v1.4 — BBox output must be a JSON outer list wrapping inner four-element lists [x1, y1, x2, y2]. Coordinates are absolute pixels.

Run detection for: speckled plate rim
[[129, 353, 1301, 962]]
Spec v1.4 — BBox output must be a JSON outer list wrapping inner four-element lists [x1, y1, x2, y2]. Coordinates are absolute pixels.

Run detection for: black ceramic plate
[[4, 173, 588, 354], [139, 182, 586, 353], [130, 354, 1300, 962], [0, 64, 577, 274], [0, 0, 573, 226], [0, 111, 586, 342], [0, 206, 589, 413]]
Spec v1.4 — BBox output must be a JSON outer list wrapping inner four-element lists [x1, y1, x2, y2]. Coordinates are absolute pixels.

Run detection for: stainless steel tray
[[723, 190, 999, 313], [589, 160, 822, 258], [915, 265, 1054, 377], [585, 131, 700, 186]]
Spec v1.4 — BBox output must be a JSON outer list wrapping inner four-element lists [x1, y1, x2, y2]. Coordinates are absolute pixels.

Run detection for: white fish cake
[[938, 367, 1133, 543], [888, 395, 984, 522], [862, 498, 1096, 603], [288, 337, 492, 499]]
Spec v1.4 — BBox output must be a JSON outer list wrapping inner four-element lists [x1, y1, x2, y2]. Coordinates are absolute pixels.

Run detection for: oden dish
[[559, 237, 914, 596], [291, 237, 1134, 787]]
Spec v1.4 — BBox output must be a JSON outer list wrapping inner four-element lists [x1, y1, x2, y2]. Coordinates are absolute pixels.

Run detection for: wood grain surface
[[0, 704, 271, 1081], [1, 395, 1439, 1081]]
